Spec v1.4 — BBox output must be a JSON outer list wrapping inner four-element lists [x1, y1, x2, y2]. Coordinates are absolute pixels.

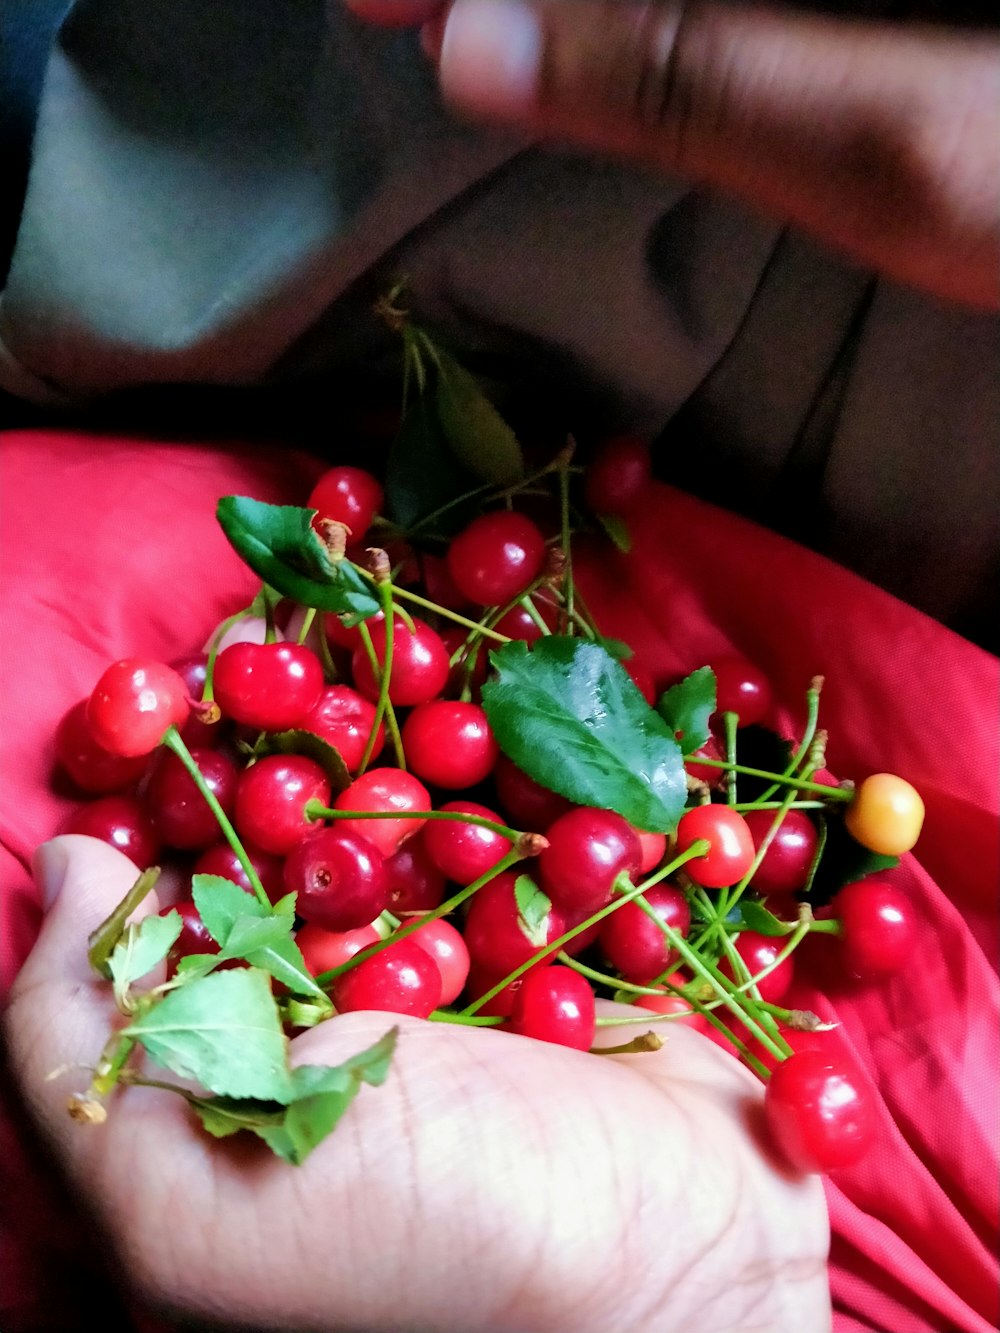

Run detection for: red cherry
[[351, 617, 450, 707], [764, 1050, 876, 1173], [234, 755, 331, 856], [635, 830, 667, 874], [307, 465, 383, 538], [213, 642, 324, 732], [54, 700, 149, 794], [539, 808, 642, 915], [422, 801, 512, 884], [464, 966, 527, 1017], [165, 901, 219, 970], [684, 735, 726, 788], [283, 827, 389, 932], [743, 809, 819, 897], [295, 921, 382, 977], [463, 871, 567, 978], [332, 938, 442, 1018], [193, 842, 285, 903], [493, 754, 574, 830], [446, 511, 547, 607], [384, 833, 447, 913], [87, 659, 190, 758], [401, 701, 499, 789], [440, 627, 489, 701], [832, 878, 918, 979], [493, 600, 557, 644], [600, 884, 691, 984], [674, 805, 755, 888], [720, 931, 795, 1004], [145, 747, 240, 851], [333, 769, 432, 858], [509, 965, 596, 1051], [711, 657, 773, 728], [63, 795, 160, 869], [301, 684, 384, 772], [404, 918, 471, 1005], [170, 655, 225, 748], [583, 436, 651, 515]]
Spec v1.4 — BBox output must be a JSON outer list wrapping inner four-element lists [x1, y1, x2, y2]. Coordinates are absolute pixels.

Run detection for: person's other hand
[[5, 833, 830, 1333], [347, 0, 999, 310]]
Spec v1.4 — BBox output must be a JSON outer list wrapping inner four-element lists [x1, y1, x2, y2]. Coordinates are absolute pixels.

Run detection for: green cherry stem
[[390, 585, 511, 643], [751, 677, 823, 808], [295, 607, 317, 647], [304, 802, 525, 846], [717, 784, 800, 922], [557, 952, 667, 996], [428, 1010, 505, 1027], [723, 712, 739, 805], [202, 607, 253, 703], [161, 727, 270, 909], [687, 757, 852, 799], [519, 595, 553, 636]]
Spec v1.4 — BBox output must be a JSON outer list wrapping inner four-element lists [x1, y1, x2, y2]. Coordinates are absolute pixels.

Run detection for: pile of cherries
[[54, 439, 925, 1174]]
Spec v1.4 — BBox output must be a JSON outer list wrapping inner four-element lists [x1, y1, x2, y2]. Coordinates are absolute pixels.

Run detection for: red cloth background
[[1, 429, 997, 1332]]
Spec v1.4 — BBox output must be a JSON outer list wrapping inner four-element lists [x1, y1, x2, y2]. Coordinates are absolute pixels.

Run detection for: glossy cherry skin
[[422, 801, 512, 884], [402, 701, 499, 790], [63, 795, 160, 869], [307, 465, 384, 538], [509, 965, 596, 1051], [283, 827, 389, 932], [464, 966, 528, 1017], [764, 1049, 876, 1173], [743, 809, 819, 897], [674, 804, 755, 888], [844, 773, 925, 856], [831, 878, 917, 978], [683, 735, 726, 788], [493, 600, 557, 644], [635, 830, 667, 874], [600, 884, 691, 984], [710, 657, 773, 728], [54, 700, 149, 794], [145, 747, 240, 851], [234, 755, 331, 856], [87, 659, 190, 757], [333, 769, 432, 858], [404, 918, 471, 1005], [351, 617, 450, 707], [170, 654, 225, 748], [462, 871, 567, 977], [301, 684, 384, 772], [332, 938, 442, 1018], [720, 931, 794, 1004], [447, 511, 547, 607], [192, 841, 285, 904], [213, 641, 324, 732], [384, 833, 447, 913], [493, 754, 575, 831], [295, 921, 382, 977], [583, 435, 651, 515], [539, 808, 642, 915], [165, 901, 219, 970]]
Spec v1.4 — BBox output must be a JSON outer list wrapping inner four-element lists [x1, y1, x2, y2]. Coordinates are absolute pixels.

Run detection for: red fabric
[[1, 428, 997, 1332]]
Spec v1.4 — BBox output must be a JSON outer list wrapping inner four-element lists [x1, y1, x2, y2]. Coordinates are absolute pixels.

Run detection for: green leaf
[[216, 496, 380, 618], [737, 899, 789, 937], [261, 729, 351, 794], [108, 911, 183, 1002], [657, 667, 717, 755], [191, 874, 268, 948], [190, 1095, 287, 1139], [219, 913, 296, 959], [87, 867, 162, 979], [125, 968, 293, 1101], [434, 350, 524, 486], [239, 934, 331, 1005], [596, 512, 632, 553], [482, 638, 687, 833], [385, 396, 481, 533], [513, 875, 552, 947]]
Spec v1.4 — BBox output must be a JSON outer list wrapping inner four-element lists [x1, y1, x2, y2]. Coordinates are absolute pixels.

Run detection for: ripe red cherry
[[462, 871, 567, 978], [193, 842, 285, 903], [301, 684, 384, 772], [711, 657, 773, 728], [464, 966, 527, 1017], [422, 801, 512, 884], [720, 931, 795, 1004], [635, 830, 667, 874], [307, 465, 383, 538], [684, 735, 726, 788], [213, 642, 324, 732], [63, 795, 160, 869], [493, 754, 574, 830], [333, 769, 431, 857], [764, 1049, 876, 1173], [87, 659, 190, 757], [384, 833, 447, 912], [440, 627, 489, 700], [539, 808, 642, 915], [283, 828, 389, 932], [332, 938, 442, 1017], [583, 435, 651, 515], [446, 511, 547, 606], [404, 918, 471, 1005], [675, 805, 755, 888], [401, 701, 499, 789], [234, 755, 331, 856], [165, 901, 219, 970], [509, 965, 596, 1051], [743, 809, 819, 897], [324, 609, 383, 653], [54, 700, 149, 794], [170, 655, 225, 748], [599, 883, 691, 983], [831, 878, 917, 979], [295, 921, 382, 977], [493, 600, 557, 644], [145, 747, 240, 851], [351, 616, 450, 707]]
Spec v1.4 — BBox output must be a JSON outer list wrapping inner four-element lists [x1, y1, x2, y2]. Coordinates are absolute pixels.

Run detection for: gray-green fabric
[[1, 0, 996, 641]]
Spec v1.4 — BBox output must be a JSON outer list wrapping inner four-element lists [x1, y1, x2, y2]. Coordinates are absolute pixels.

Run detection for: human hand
[[346, 0, 999, 309], [5, 833, 830, 1333]]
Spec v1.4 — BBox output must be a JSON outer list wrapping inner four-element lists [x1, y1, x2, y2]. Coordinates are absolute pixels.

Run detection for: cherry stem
[[355, 612, 405, 774], [90, 1032, 137, 1098], [428, 1010, 505, 1027], [313, 847, 526, 987], [295, 607, 317, 646], [558, 952, 667, 996], [687, 757, 851, 799], [519, 595, 553, 636], [161, 727, 270, 909], [723, 712, 739, 804], [304, 802, 525, 846], [203, 607, 252, 703], [711, 929, 793, 1055], [389, 585, 511, 643], [752, 678, 823, 807], [716, 783, 801, 923]]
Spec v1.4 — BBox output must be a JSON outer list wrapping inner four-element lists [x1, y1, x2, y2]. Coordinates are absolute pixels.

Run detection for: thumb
[[435, 0, 999, 307], [4, 836, 163, 1139]]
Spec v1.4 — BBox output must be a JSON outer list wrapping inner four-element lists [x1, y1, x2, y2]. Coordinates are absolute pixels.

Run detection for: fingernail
[[33, 839, 69, 911], [439, 0, 541, 116]]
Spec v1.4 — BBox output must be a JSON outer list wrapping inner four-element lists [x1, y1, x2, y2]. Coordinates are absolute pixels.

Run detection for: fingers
[[434, 0, 1000, 307]]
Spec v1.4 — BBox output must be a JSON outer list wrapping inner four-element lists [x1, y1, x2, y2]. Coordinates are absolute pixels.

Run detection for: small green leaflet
[[261, 729, 351, 793], [596, 512, 632, 553], [434, 350, 524, 486], [737, 899, 789, 938], [657, 667, 716, 756], [190, 1028, 398, 1165], [482, 637, 687, 833], [124, 968, 293, 1102], [514, 875, 552, 947], [108, 911, 183, 1003], [192, 874, 270, 948], [87, 867, 162, 979], [385, 395, 481, 533], [216, 496, 380, 619]]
